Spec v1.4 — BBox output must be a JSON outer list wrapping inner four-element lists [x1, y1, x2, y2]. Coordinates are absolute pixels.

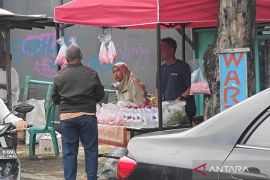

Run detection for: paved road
[[16, 143, 113, 180]]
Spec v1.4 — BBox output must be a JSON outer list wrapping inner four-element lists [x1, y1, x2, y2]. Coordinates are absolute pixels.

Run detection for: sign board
[[219, 48, 249, 111]]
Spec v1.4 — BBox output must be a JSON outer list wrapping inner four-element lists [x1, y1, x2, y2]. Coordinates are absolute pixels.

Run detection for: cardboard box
[[39, 133, 62, 154]]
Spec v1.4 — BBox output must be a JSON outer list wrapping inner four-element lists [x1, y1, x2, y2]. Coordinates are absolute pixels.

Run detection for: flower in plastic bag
[[55, 37, 67, 66], [162, 101, 187, 126], [188, 59, 211, 95], [98, 34, 117, 65]]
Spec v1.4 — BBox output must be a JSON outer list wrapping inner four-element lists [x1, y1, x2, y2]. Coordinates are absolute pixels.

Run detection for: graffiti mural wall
[[12, 32, 57, 79]]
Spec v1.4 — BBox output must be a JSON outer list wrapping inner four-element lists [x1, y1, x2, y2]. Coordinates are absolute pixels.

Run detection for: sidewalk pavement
[[16, 142, 113, 180]]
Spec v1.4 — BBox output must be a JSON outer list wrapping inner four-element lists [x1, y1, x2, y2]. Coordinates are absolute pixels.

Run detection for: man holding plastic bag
[[157, 37, 196, 125]]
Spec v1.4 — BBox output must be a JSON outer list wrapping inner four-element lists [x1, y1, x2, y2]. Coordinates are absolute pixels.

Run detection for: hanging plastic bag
[[99, 41, 109, 65], [108, 40, 117, 64], [25, 99, 46, 145], [69, 36, 79, 47], [98, 32, 117, 65], [55, 37, 67, 66], [188, 59, 211, 95]]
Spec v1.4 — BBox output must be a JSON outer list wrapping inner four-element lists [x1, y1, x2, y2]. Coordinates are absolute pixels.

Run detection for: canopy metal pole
[[4, 30, 12, 109], [55, 23, 61, 71], [181, 24, 186, 62], [156, 23, 163, 130], [56, 0, 65, 71]]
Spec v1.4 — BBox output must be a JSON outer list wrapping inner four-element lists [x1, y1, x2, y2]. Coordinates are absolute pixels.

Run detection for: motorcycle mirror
[[15, 102, 34, 113]]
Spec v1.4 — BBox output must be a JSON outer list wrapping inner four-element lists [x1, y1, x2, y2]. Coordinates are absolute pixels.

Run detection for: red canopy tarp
[[54, 0, 270, 28]]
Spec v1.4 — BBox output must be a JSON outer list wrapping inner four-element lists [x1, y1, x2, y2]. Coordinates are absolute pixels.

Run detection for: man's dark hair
[[161, 37, 177, 53], [0, 51, 12, 61], [66, 45, 82, 62]]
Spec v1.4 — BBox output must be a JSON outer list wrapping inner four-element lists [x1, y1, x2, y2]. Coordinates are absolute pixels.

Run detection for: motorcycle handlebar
[[4, 124, 33, 136]]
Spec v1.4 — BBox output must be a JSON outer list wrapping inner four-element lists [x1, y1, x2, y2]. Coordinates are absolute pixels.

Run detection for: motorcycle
[[0, 102, 34, 180]]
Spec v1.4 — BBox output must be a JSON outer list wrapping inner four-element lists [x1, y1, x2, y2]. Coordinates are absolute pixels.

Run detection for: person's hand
[[149, 97, 157, 105], [15, 120, 28, 131]]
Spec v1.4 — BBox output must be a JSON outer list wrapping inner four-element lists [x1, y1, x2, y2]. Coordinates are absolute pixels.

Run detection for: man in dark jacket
[[52, 45, 105, 180]]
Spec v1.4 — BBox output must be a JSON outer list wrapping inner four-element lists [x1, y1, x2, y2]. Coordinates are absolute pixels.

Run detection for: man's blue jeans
[[60, 115, 98, 180]]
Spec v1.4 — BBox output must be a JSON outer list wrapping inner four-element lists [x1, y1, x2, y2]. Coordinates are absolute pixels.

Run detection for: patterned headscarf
[[112, 62, 147, 105], [112, 62, 135, 92]]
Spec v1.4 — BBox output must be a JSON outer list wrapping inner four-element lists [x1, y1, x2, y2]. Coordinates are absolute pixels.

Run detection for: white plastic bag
[[98, 33, 117, 65], [25, 99, 46, 145], [69, 36, 79, 47], [108, 40, 117, 64], [39, 132, 62, 154], [55, 37, 67, 66], [188, 59, 211, 95], [96, 103, 124, 125], [162, 100, 187, 126]]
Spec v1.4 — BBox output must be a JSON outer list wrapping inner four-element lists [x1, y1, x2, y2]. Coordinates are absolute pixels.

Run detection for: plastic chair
[[28, 103, 59, 158], [22, 76, 53, 111], [22, 76, 59, 158]]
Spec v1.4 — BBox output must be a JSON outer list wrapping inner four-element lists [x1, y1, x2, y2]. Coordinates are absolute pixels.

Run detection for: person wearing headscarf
[[101, 63, 146, 179], [112, 62, 146, 105]]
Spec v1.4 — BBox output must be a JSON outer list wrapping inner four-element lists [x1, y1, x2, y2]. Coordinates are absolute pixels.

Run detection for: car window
[[245, 115, 270, 147]]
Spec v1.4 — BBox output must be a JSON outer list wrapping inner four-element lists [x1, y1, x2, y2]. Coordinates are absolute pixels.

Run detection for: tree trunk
[[204, 0, 256, 119]]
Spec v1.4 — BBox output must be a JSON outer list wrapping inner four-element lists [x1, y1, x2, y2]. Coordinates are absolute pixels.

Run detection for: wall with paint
[[3, 1, 193, 100]]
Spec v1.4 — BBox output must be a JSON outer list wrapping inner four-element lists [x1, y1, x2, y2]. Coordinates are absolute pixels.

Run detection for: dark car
[[117, 89, 270, 180]]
